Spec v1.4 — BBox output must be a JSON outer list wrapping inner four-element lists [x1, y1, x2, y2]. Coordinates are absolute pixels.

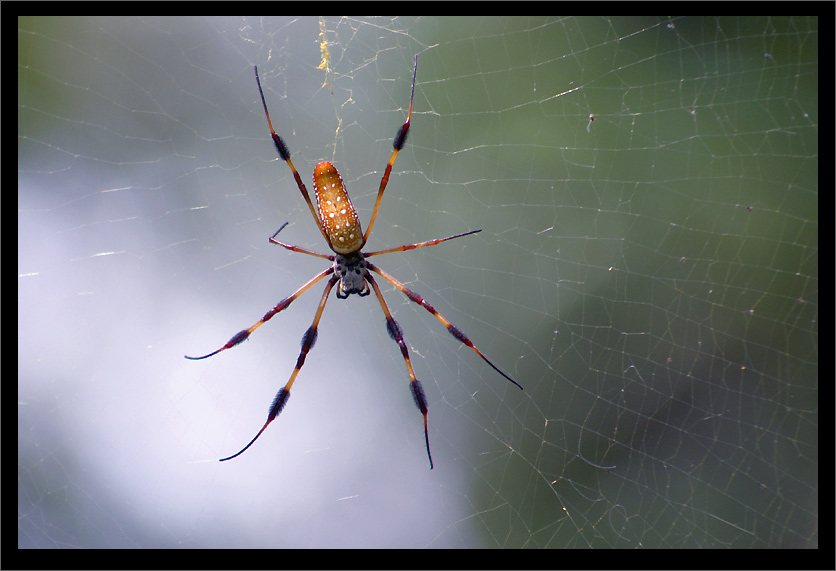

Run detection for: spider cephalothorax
[[334, 252, 369, 298]]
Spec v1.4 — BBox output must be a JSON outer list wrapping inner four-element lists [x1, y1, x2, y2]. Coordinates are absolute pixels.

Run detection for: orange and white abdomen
[[313, 162, 364, 254]]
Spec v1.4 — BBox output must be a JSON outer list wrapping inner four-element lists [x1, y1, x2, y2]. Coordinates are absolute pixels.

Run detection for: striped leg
[[254, 66, 330, 246], [366, 273, 433, 469], [185, 267, 334, 360], [367, 262, 523, 391], [269, 222, 333, 261], [219, 274, 340, 461], [362, 54, 419, 243], [363, 229, 482, 258]]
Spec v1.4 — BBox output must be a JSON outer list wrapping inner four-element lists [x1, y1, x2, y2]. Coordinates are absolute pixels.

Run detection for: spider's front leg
[[219, 274, 340, 461], [184, 267, 333, 361], [367, 262, 523, 391], [365, 272, 433, 469]]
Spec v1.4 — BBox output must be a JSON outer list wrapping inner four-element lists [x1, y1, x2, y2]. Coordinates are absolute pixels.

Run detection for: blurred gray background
[[19, 17, 817, 548]]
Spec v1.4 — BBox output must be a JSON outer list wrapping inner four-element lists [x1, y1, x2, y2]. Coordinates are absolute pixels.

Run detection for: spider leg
[[367, 262, 523, 391], [269, 223, 333, 261], [220, 274, 340, 461], [363, 54, 419, 244], [185, 267, 334, 360], [364, 229, 482, 258], [366, 273, 433, 469], [254, 66, 330, 247]]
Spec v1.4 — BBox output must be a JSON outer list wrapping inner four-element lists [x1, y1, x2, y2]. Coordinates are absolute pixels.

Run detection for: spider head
[[334, 252, 370, 299]]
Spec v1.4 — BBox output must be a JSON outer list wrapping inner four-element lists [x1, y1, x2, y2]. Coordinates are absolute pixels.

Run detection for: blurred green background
[[19, 16, 817, 548]]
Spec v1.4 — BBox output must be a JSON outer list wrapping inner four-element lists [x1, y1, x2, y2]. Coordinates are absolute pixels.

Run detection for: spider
[[186, 55, 522, 469]]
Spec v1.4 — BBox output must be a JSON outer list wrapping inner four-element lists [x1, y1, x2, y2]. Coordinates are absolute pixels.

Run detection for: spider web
[[18, 16, 818, 549]]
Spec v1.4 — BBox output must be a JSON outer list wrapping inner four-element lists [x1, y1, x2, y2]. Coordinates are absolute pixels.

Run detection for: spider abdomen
[[313, 162, 363, 254]]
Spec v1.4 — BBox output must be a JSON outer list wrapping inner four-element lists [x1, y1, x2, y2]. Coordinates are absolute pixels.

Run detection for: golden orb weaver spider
[[186, 55, 522, 468]]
